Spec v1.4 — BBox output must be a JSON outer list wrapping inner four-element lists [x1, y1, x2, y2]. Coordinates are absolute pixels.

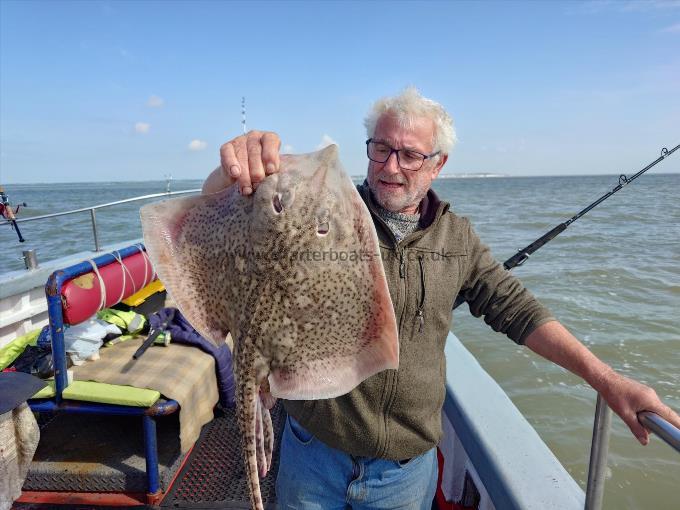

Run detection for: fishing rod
[[0, 185, 27, 243], [453, 144, 679, 310]]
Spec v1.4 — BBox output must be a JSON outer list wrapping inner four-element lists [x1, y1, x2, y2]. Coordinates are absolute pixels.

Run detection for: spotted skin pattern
[[141, 146, 399, 510]]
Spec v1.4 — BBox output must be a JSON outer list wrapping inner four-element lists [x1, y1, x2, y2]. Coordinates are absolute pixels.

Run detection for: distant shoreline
[[2, 172, 678, 186], [437, 173, 508, 179]]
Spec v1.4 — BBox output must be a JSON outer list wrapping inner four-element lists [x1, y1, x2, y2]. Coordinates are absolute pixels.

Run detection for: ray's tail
[[237, 373, 264, 510], [236, 349, 274, 510]]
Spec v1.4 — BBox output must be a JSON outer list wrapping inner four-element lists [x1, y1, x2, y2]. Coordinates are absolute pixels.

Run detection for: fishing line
[[453, 144, 679, 310]]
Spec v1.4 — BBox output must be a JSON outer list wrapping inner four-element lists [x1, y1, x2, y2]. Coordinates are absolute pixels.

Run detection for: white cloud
[[282, 144, 294, 153], [100, 1, 115, 16], [621, 0, 680, 12], [316, 134, 337, 150], [135, 122, 150, 134], [660, 23, 680, 33], [571, 0, 680, 14], [188, 139, 208, 151], [147, 95, 164, 108]]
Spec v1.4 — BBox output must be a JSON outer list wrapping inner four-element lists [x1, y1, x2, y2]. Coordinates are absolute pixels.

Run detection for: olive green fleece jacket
[[283, 183, 555, 460]]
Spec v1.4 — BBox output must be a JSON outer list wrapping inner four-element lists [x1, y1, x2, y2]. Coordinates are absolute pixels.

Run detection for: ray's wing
[[140, 186, 246, 346]]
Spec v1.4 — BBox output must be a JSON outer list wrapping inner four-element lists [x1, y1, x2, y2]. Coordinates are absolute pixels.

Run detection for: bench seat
[[32, 380, 161, 407]]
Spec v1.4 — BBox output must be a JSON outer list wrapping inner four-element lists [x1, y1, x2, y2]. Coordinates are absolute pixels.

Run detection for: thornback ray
[[140, 145, 399, 510]]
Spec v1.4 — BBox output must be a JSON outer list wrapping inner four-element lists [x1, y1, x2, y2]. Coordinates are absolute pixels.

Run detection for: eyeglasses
[[366, 139, 440, 171]]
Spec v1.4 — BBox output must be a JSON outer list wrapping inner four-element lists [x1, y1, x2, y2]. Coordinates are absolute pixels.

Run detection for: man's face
[[367, 113, 447, 214]]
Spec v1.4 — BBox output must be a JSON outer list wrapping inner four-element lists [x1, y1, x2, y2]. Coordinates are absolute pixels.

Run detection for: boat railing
[[638, 411, 680, 452], [584, 395, 680, 510], [0, 189, 200, 254]]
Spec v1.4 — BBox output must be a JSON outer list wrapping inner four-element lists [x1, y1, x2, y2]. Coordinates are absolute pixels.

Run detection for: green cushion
[[31, 380, 161, 407], [0, 328, 41, 370], [31, 381, 56, 399]]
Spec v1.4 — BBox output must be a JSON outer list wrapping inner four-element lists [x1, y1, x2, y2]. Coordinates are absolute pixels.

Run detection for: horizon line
[[1, 171, 678, 186]]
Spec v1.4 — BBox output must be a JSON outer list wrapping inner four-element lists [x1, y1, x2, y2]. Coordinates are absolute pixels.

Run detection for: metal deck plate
[[161, 402, 285, 509], [24, 411, 183, 493]]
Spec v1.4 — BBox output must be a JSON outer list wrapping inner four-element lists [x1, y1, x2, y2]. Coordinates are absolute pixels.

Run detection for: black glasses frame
[[365, 139, 440, 171]]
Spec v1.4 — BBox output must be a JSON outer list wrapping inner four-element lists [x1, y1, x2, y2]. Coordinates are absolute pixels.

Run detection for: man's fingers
[[661, 404, 680, 431], [637, 389, 680, 439], [244, 133, 265, 195], [220, 141, 242, 181], [601, 372, 680, 446], [649, 402, 680, 433], [626, 413, 650, 445], [261, 132, 281, 175], [212, 129, 280, 196]]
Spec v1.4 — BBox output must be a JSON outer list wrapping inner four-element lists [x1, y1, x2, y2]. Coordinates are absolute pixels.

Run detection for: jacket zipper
[[369, 213, 406, 457], [416, 255, 425, 333], [379, 246, 406, 456]]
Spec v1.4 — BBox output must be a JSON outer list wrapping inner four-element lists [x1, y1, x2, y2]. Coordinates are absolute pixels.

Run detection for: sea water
[[1, 173, 678, 509]]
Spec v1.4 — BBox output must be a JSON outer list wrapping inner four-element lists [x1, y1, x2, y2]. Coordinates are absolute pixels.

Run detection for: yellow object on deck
[[31, 380, 161, 407], [0, 328, 41, 370], [122, 280, 165, 306]]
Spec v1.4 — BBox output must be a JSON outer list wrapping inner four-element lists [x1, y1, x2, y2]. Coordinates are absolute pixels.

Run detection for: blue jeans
[[276, 415, 437, 510]]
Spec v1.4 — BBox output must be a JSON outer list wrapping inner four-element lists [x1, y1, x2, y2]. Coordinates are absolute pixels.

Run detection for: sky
[[1, 0, 679, 183]]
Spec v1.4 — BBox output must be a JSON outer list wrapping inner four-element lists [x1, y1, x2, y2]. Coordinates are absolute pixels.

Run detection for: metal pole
[[142, 414, 160, 498], [22, 249, 39, 270], [242, 96, 246, 134], [45, 272, 69, 403], [90, 208, 100, 252], [585, 394, 613, 510], [639, 411, 680, 453]]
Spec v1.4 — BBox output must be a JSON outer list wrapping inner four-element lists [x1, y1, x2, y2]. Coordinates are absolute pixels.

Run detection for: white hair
[[363, 87, 457, 155]]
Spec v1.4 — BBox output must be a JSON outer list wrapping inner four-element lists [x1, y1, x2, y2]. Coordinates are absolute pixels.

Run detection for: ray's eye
[[316, 208, 330, 236], [272, 193, 284, 214], [317, 222, 330, 236]]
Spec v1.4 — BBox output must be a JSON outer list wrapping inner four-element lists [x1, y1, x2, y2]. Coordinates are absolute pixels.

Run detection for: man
[[203, 88, 680, 509]]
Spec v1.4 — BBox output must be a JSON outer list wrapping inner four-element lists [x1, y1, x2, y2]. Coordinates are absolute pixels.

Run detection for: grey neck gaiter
[[372, 200, 421, 243]]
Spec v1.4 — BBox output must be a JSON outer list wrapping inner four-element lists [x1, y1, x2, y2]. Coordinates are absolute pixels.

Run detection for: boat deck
[[162, 403, 284, 509], [14, 403, 285, 509]]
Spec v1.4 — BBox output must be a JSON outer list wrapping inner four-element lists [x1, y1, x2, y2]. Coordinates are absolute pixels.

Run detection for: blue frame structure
[[28, 245, 179, 501]]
